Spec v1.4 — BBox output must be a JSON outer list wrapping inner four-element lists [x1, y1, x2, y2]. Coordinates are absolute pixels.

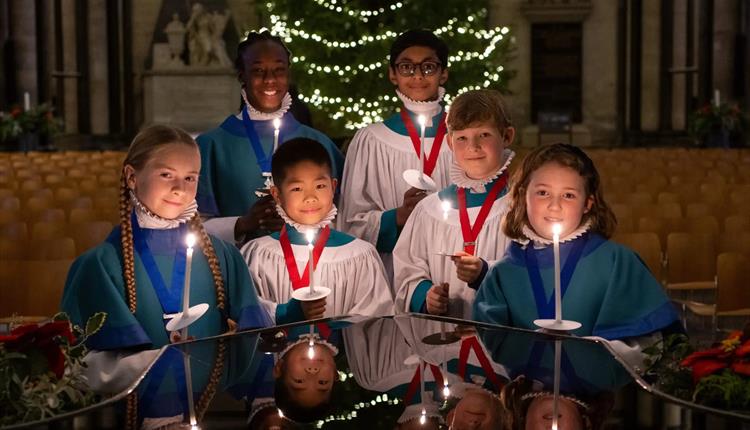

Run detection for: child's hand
[[452, 251, 483, 283], [236, 195, 284, 237], [301, 298, 326, 320], [226, 318, 238, 334], [169, 331, 195, 344], [396, 187, 429, 226], [426, 282, 449, 315]]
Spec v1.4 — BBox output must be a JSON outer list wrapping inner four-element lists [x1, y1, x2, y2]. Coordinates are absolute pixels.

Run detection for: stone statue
[[163, 13, 186, 67], [186, 3, 232, 67]]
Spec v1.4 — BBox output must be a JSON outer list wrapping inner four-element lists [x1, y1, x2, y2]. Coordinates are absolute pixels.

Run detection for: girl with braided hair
[[61, 124, 272, 353], [196, 30, 344, 246]]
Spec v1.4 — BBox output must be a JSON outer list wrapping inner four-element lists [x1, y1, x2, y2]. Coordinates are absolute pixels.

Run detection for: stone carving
[[163, 13, 187, 68], [186, 3, 232, 67]]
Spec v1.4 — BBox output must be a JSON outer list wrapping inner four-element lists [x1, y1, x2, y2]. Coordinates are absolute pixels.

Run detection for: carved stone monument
[[144, 2, 239, 133]]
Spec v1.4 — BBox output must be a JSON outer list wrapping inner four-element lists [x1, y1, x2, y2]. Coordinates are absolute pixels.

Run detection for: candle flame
[[419, 408, 427, 425], [277, 408, 284, 418], [442, 384, 450, 398], [185, 233, 196, 248], [417, 114, 426, 127], [273, 118, 281, 130], [552, 223, 562, 237], [307, 345, 315, 359], [305, 229, 316, 245]]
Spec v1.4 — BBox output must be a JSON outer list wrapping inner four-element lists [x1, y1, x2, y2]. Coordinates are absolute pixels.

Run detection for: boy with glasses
[[337, 29, 453, 291]]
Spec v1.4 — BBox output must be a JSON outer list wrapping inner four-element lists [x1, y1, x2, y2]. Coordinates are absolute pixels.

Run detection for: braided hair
[[119, 125, 226, 314]]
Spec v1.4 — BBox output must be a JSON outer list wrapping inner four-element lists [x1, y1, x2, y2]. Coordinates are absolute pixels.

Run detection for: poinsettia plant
[[0, 312, 106, 426], [688, 102, 748, 146], [643, 324, 750, 411]]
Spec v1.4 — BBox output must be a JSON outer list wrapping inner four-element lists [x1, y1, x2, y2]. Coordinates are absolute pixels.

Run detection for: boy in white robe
[[241, 138, 393, 324], [393, 89, 516, 318], [336, 30, 454, 289]]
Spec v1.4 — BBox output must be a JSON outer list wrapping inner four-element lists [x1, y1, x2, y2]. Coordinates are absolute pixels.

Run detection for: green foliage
[[0, 103, 63, 143], [255, 0, 514, 137], [688, 102, 748, 146], [693, 369, 750, 410], [0, 312, 106, 426], [642, 333, 695, 402]]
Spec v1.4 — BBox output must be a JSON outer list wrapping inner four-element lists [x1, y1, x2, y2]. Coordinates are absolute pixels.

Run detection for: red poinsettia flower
[[680, 329, 750, 384], [10, 106, 22, 118], [0, 321, 74, 379]]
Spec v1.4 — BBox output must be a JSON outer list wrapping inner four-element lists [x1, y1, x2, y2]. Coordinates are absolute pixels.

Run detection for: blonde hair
[[446, 89, 512, 133], [502, 143, 617, 240], [119, 125, 226, 314]]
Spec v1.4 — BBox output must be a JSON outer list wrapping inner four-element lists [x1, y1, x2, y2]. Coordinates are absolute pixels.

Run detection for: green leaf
[[84, 312, 107, 337], [52, 312, 69, 322]]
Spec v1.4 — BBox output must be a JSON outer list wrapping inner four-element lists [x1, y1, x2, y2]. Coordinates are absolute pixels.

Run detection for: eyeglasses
[[394, 61, 443, 77]]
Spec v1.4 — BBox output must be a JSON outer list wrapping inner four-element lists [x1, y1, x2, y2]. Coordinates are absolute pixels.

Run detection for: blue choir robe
[[60, 223, 272, 351], [196, 111, 344, 218], [472, 233, 679, 340]]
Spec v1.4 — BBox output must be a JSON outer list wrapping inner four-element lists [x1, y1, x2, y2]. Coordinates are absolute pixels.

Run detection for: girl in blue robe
[[60, 125, 271, 352], [196, 31, 344, 244], [472, 143, 679, 340]]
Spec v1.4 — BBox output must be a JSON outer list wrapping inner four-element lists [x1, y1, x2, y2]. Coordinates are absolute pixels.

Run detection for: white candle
[[714, 89, 721, 107], [305, 229, 316, 295], [181, 233, 196, 339], [272, 118, 281, 154], [418, 115, 426, 173], [552, 224, 562, 322], [184, 353, 197, 426], [552, 339, 561, 430], [23, 92, 30, 112], [441, 200, 451, 221]]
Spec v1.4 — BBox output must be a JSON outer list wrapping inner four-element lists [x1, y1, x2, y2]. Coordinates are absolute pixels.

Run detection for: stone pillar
[[713, 0, 738, 100], [61, 0, 78, 133], [132, 1, 163, 128], [10, 0, 37, 106], [88, 0, 109, 134], [672, 0, 688, 130], [640, 0, 660, 131]]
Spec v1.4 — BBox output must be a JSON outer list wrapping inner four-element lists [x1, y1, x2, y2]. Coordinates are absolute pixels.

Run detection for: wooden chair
[[69, 221, 113, 255], [0, 222, 28, 241], [69, 207, 98, 224], [686, 203, 712, 219], [665, 232, 717, 293], [637, 216, 684, 252], [724, 214, 750, 234], [20, 259, 73, 317], [626, 192, 653, 207], [0, 188, 14, 199], [31, 221, 68, 241], [30, 238, 77, 260], [0, 238, 26, 260], [0, 208, 20, 225], [682, 253, 750, 333], [685, 215, 720, 239], [718, 231, 750, 255], [0, 260, 25, 316], [657, 192, 681, 205], [0, 196, 20, 211], [612, 232, 664, 282]]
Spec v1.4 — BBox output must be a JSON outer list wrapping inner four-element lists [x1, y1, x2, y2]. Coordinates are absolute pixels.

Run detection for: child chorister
[[337, 30, 454, 287], [197, 31, 344, 244], [61, 125, 271, 352], [241, 138, 392, 324], [393, 90, 516, 318], [473, 143, 680, 339]]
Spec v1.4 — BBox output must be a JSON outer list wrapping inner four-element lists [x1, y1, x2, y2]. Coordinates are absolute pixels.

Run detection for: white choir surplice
[[393, 175, 512, 318], [336, 104, 453, 288], [241, 227, 393, 321]]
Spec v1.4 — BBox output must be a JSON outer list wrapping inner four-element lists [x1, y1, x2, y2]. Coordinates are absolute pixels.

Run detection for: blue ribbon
[[241, 107, 281, 173], [131, 212, 188, 314], [138, 347, 189, 416], [525, 234, 588, 319]]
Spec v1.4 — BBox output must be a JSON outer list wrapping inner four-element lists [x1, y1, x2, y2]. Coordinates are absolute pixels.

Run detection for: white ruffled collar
[[130, 191, 197, 229], [237, 89, 292, 121], [276, 204, 337, 234], [396, 86, 445, 126], [247, 398, 276, 425], [397, 402, 442, 424], [451, 149, 514, 193], [280, 333, 339, 359], [517, 219, 592, 248]]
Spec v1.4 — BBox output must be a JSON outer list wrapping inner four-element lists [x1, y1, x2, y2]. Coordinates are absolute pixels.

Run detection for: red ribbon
[[458, 336, 503, 391], [457, 173, 508, 255], [279, 225, 332, 337], [403, 362, 445, 403], [401, 109, 447, 177]]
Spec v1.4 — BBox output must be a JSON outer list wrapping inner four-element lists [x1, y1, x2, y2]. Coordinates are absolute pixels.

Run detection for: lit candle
[[714, 89, 721, 107], [181, 233, 196, 339], [184, 353, 197, 427], [305, 229, 317, 295], [552, 223, 562, 322], [417, 115, 426, 174], [419, 359, 426, 423], [23, 92, 30, 112], [272, 118, 281, 154], [552, 339, 562, 430], [441, 200, 451, 221]]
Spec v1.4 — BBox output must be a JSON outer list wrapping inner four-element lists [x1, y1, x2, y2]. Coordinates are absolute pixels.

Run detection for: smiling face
[[448, 121, 514, 180], [271, 160, 336, 225], [388, 45, 448, 102], [447, 389, 503, 430], [274, 342, 336, 409], [239, 40, 290, 113], [525, 162, 593, 240], [124, 143, 200, 219]]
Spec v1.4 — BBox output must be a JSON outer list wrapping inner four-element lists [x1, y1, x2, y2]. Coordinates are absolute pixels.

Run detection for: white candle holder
[[165, 303, 210, 332], [291, 286, 331, 301], [534, 223, 580, 333], [402, 169, 437, 192], [533, 318, 581, 332]]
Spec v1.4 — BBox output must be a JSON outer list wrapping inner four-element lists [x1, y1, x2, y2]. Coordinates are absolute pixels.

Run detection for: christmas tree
[[255, 0, 514, 137]]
